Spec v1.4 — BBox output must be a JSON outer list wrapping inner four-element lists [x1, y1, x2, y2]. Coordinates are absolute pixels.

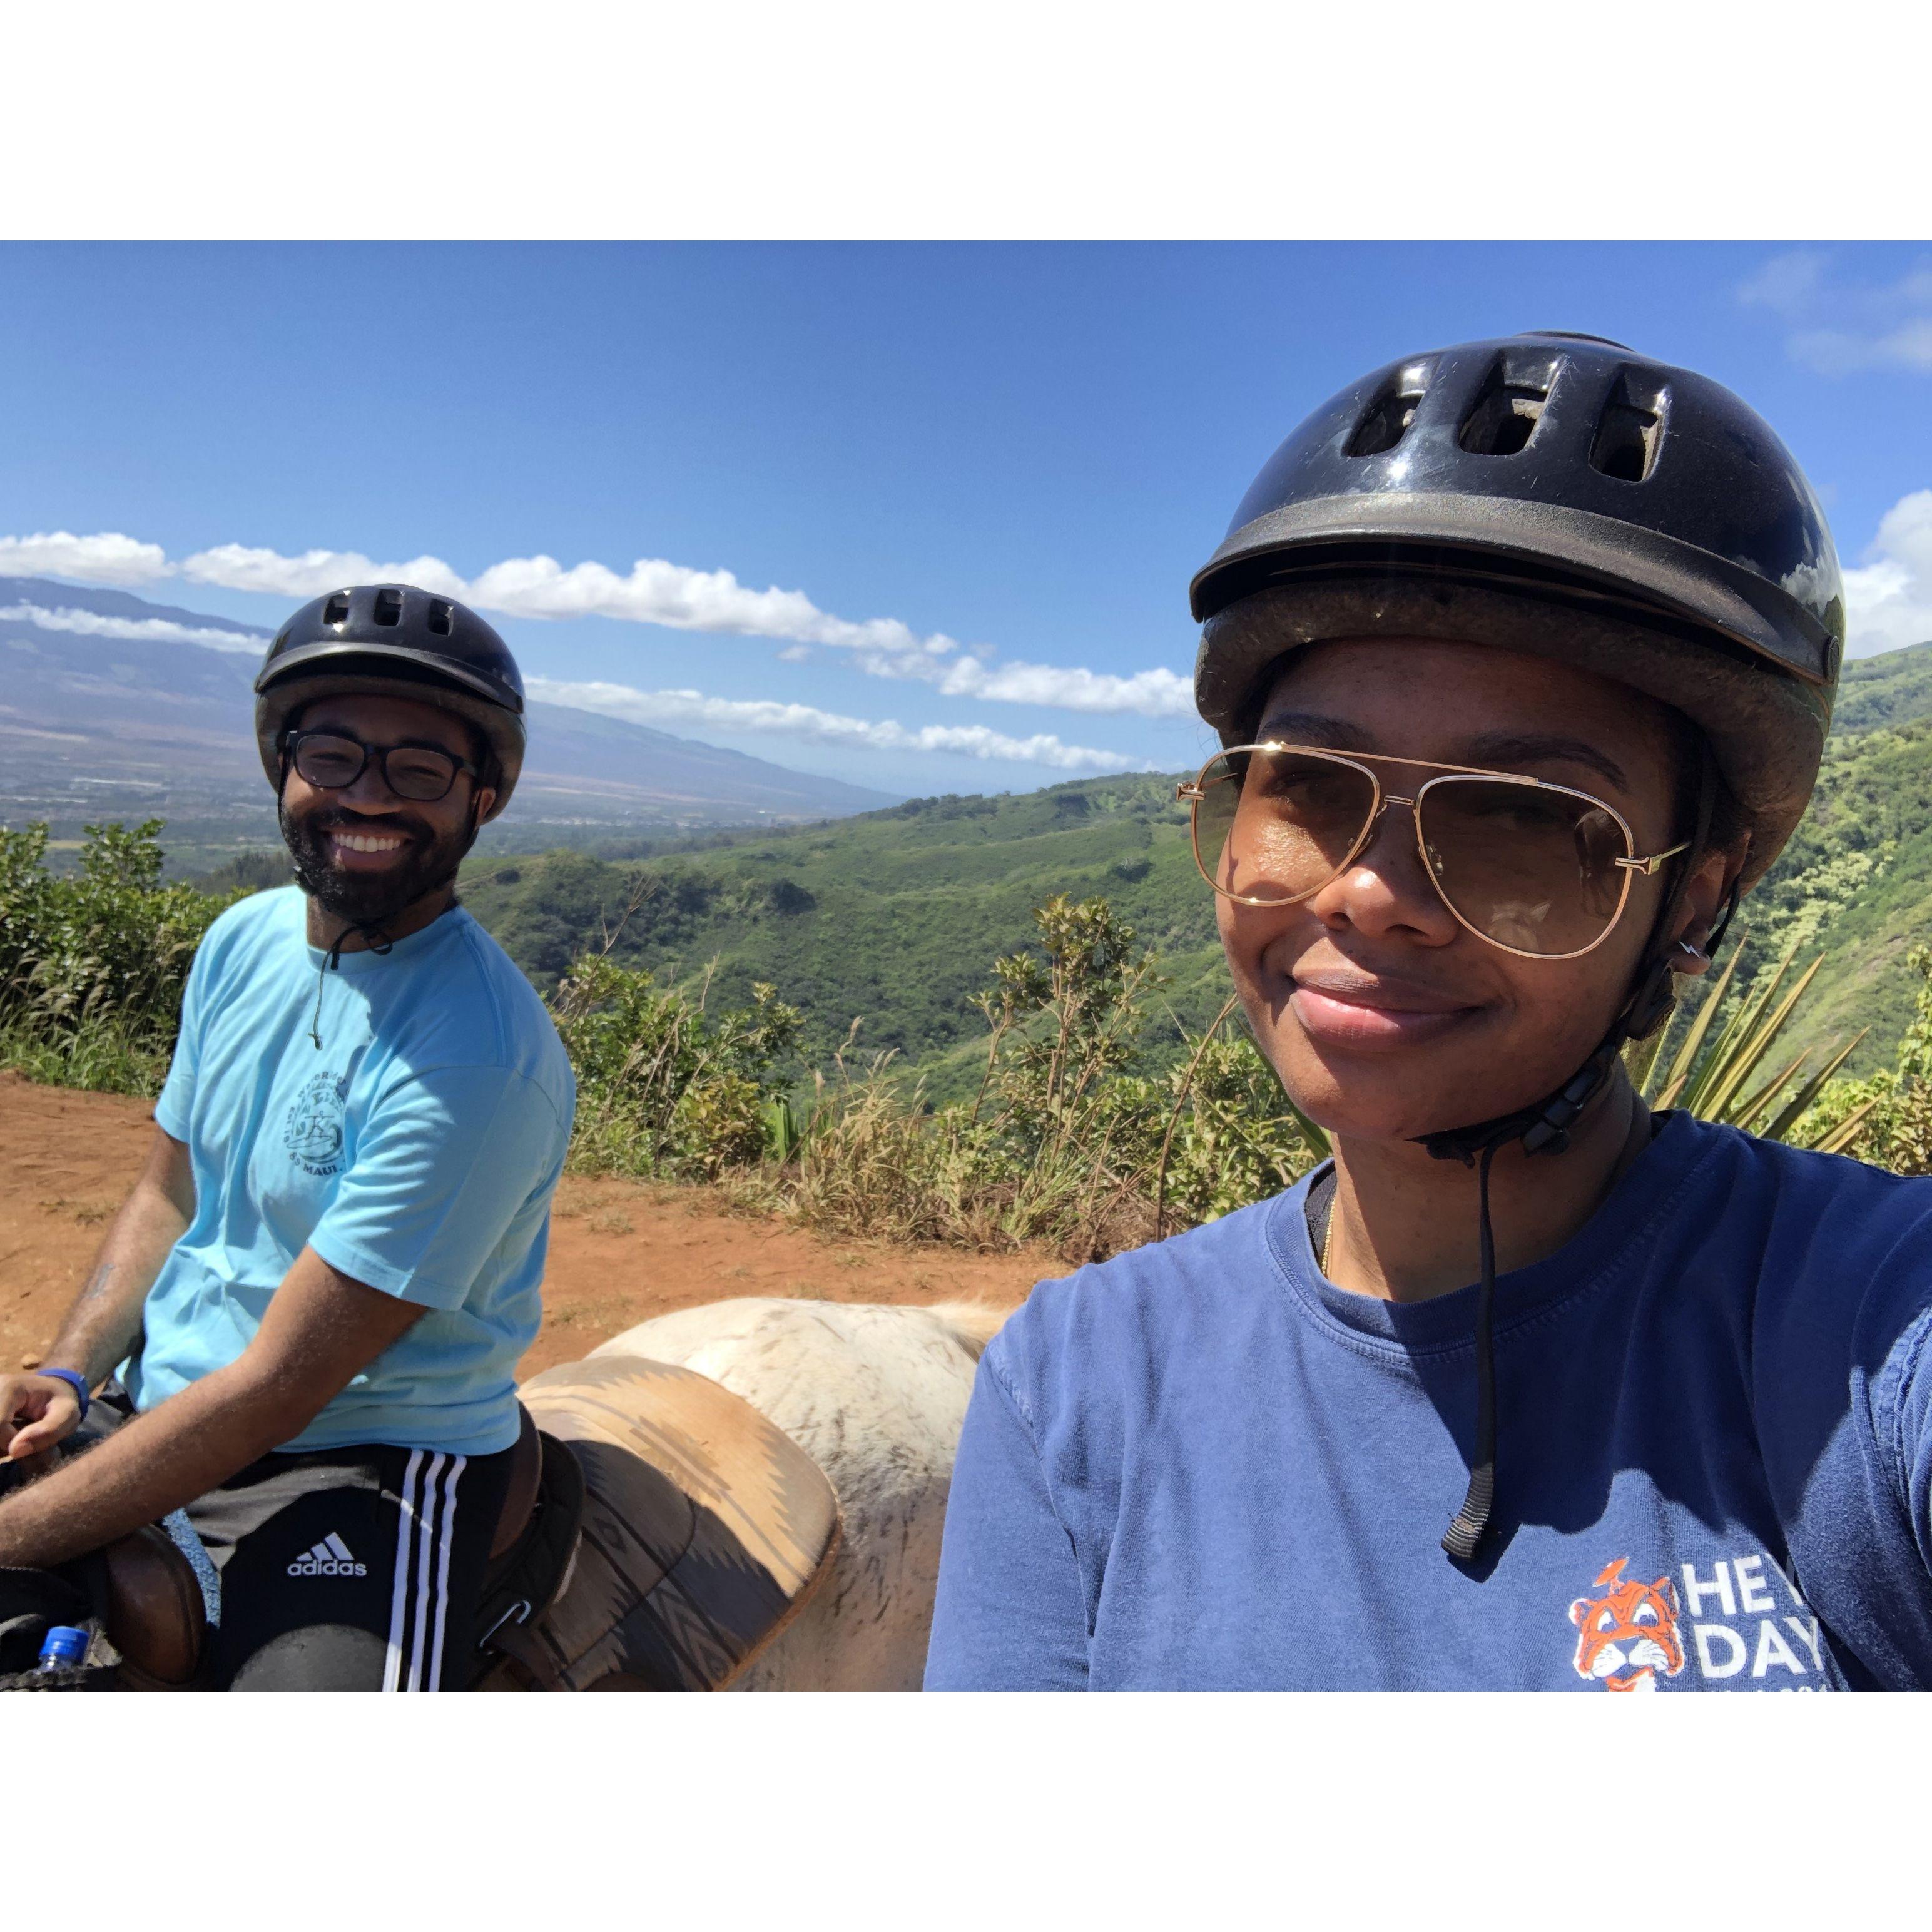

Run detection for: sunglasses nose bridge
[[1334, 790, 1438, 896], [1356, 790, 1418, 852]]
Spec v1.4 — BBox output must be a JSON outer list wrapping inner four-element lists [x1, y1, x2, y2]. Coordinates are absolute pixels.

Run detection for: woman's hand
[[1, 1371, 84, 1462]]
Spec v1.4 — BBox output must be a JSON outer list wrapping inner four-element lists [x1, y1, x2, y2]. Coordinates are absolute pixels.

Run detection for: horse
[[584, 1296, 1008, 1691]]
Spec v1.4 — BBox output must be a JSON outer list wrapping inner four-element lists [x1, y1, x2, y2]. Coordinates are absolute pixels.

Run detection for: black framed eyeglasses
[[1177, 741, 1690, 962], [282, 729, 480, 804]]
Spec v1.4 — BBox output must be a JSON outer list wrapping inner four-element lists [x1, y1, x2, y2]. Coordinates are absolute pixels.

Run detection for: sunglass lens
[[1417, 778, 1628, 955], [292, 735, 365, 789], [1194, 748, 1377, 904]]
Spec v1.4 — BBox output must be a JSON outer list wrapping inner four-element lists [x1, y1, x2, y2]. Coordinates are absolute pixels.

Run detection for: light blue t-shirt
[[136, 885, 576, 1457]]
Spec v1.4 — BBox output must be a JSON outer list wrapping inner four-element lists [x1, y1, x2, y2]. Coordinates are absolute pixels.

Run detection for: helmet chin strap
[[1418, 751, 1731, 1563]]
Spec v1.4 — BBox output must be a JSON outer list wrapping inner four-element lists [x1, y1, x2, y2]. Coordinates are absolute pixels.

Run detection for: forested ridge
[[181, 639, 1932, 1095], [367, 641, 1932, 1091]]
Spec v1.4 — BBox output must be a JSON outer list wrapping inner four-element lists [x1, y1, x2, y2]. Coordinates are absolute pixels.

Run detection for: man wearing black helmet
[[928, 335, 1932, 1690], [0, 586, 575, 1689]]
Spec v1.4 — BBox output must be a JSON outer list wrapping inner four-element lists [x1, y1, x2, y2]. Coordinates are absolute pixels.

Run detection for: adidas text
[[288, 1532, 368, 1578]]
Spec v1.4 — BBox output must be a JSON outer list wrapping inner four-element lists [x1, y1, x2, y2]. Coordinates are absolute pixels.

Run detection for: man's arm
[[1, 1125, 196, 1463], [0, 1248, 424, 1569]]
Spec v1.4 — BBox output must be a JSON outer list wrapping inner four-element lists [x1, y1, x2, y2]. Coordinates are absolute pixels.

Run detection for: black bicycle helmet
[[254, 584, 526, 820], [1191, 332, 1844, 887]]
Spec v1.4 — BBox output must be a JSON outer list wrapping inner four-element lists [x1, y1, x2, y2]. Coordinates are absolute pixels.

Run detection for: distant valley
[[0, 577, 897, 872]]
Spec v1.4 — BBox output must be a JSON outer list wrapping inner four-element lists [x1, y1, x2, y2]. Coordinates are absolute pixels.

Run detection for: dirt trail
[[0, 1071, 1054, 1379]]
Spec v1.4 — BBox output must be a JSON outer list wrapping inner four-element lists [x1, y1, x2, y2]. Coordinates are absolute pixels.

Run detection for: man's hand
[[1, 1372, 84, 1462], [0, 1248, 425, 1570]]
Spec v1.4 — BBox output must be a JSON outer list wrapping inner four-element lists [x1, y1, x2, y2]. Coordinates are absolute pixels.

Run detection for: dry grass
[[39, 1196, 110, 1226]]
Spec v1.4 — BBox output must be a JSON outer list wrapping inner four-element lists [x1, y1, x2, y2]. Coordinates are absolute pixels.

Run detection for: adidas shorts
[[69, 1387, 514, 1690]]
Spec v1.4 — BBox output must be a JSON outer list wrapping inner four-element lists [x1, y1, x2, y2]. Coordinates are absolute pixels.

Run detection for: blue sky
[[4, 241, 1931, 796]]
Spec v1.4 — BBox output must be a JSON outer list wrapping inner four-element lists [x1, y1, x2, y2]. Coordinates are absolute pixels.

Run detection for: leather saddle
[[475, 1355, 841, 1691], [101, 1360, 839, 1692]]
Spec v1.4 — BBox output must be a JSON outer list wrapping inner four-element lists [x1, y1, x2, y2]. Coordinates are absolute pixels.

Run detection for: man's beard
[[279, 799, 476, 930]]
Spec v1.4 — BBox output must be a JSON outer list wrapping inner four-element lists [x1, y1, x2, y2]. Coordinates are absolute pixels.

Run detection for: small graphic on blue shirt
[[1564, 1552, 1824, 1691], [283, 1071, 348, 1176]]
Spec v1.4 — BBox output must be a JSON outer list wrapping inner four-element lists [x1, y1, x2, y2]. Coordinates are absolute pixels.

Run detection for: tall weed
[[1629, 930, 1874, 1153]]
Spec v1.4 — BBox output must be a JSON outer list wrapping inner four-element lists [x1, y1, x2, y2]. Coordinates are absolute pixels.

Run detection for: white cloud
[[0, 530, 171, 584], [1, 525, 1193, 721], [181, 544, 468, 600], [464, 552, 958, 666], [0, 601, 267, 654], [1739, 248, 1829, 315], [1742, 249, 1932, 376], [1844, 489, 1932, 657], [932, 654, 1194, 717], [527, 676, 1149, 774], [1787, 324, 1932, 378]]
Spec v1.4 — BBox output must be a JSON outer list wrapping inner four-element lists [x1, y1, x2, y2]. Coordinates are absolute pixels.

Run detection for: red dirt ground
[[0, 1071, 1055, 1380]]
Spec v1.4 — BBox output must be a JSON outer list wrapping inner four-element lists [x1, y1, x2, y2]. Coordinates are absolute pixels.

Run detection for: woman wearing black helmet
[[927, 335, 1932, 1691]]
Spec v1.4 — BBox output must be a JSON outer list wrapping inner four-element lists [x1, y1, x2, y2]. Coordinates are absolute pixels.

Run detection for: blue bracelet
[[34, 1367, 90, 1423]]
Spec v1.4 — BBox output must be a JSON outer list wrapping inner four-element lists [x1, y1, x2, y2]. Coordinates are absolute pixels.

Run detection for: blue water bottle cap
[[38, 1625, 89, 1670]]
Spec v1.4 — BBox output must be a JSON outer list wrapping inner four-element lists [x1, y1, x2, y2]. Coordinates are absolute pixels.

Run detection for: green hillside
[[198, 638, 1932, 1095], [1743, 721, 1932, 1072], [1832, 638, 1932, 734], [457, 775, 1236, 1100], [1708, 639, 1932, 1072]]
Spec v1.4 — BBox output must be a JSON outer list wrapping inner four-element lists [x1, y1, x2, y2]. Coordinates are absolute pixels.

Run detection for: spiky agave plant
[[1627, 931, 1878, 1154]]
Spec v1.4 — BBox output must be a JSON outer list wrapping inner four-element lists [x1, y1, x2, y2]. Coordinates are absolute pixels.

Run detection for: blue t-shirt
[[926, 1113, 1932, 1690], [136, 886, 576, 1457]]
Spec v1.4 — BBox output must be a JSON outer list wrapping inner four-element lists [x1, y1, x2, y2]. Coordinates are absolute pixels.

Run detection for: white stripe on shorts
[[405, 1452, 448, 1692], [426, 1453, 466, 1692], [382, 1449, 425, 1694]]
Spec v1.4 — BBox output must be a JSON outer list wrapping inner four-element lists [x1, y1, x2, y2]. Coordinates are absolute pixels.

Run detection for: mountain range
[[0, 577, 895, 870]]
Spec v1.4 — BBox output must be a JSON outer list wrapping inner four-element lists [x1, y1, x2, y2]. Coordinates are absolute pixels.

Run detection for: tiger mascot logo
[[1568, 1558, 1685, 1692]]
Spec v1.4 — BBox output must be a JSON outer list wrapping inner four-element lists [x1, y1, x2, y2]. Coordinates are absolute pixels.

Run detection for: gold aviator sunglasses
[[1177, 743, 1689, 962]]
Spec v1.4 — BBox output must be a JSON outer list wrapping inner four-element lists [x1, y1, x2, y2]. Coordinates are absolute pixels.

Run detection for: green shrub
[[1151, 1029, 1330, 1234], [554, 954, 803, 1181], [1794, 943, 1932, 1171], [0, 820, 235, 1097], [18, 812, 1930, 1264]]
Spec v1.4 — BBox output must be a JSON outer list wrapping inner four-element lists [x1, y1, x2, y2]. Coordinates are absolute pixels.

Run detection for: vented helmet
[[254, 584, 526, 820], [1190, 332, 1843, 885]]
